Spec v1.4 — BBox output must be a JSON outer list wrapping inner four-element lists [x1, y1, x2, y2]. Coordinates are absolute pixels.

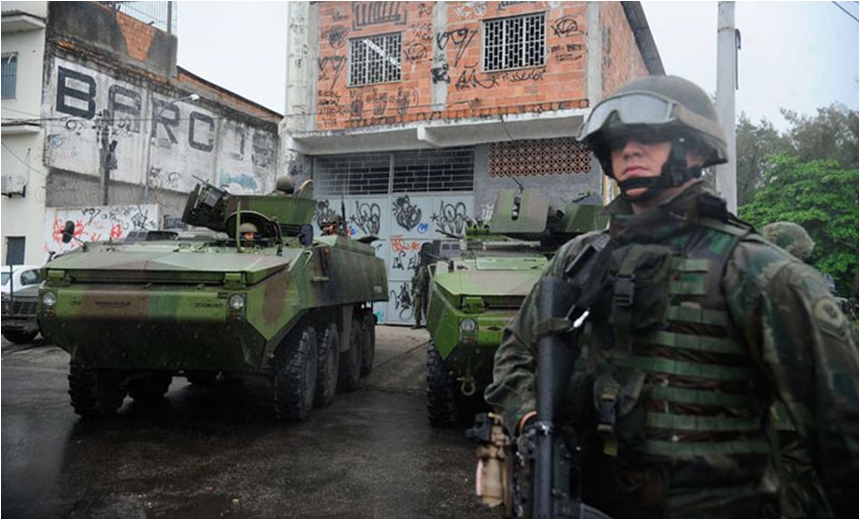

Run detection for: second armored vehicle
[[425, 188, 606, 426], [38, 178, 388, 421]]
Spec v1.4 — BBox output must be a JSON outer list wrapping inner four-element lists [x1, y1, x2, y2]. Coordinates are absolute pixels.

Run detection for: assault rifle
[[471, 241, 609, 518]]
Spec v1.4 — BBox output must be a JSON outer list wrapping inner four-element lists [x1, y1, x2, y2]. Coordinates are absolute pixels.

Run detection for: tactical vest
[[574, 217, 771, 474]]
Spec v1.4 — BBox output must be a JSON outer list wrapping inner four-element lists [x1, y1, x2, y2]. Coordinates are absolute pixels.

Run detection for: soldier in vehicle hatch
[[484, 75, 858, 518]]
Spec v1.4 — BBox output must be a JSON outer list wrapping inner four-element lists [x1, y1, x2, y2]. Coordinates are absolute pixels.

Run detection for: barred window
[[483, 13, 545, 72], [489, 138, 591, 177], [314, 147, 475, 196], [2, 53, 18, 99], [349, 33, 402, 86]]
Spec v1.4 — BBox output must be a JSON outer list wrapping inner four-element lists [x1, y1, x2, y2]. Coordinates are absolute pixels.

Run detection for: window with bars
[[349, 33, 402, 86], [2, 53, 18, 100], [483, 13, 545, 72], [314, 148, 475, 196]]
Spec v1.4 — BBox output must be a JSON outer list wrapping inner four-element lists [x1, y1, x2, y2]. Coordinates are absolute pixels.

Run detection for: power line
[[0, 141, 48, 179], [832, 1, 859, 22]]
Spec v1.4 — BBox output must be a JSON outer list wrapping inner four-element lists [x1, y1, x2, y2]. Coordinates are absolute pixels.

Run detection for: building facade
[[1, 2, 282, 264], [280, 1, 663, 324]]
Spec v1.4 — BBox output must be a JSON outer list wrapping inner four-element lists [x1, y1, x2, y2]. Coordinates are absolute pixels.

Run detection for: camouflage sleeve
[[725, 239, 859, 517], [484, 232, 599, 434]]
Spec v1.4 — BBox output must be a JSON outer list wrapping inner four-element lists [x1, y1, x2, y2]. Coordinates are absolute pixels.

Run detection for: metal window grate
[[489, 138, 591, 177], [483, 13, 545, 72], [314, 148, 475, 196], [392, 148, 474, 192], [349, 33, 402, 86], [1, 53, 18, 100]]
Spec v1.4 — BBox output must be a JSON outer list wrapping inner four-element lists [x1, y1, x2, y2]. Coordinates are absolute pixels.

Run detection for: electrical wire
[[831, 1, 859, 21], [0, 140, 47, 179]]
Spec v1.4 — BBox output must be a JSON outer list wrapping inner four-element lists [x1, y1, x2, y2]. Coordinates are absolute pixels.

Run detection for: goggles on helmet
[[577, 91, 679, 142]]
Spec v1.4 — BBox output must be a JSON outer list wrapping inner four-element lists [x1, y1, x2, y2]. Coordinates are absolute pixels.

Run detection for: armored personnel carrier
[[38, 178, 387, 421], [425, 188, 606, 426]]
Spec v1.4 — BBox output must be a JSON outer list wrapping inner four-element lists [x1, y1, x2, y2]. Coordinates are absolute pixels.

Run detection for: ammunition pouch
[[606, 244, 673, 346]]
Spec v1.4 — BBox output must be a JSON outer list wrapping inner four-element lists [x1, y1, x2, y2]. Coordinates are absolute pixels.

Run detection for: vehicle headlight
[[42, 291, 57, 308], [459, 318, 477, 333], [228, 294, 245, 311]]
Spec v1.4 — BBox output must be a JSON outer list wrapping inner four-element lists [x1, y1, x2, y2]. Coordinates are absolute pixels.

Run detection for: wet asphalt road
[[1, 327, 502, 519]]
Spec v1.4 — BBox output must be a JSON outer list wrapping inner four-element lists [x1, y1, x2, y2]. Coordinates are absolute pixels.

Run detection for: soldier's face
[[610, 138, 706, 200], [610, 139, 672, 199]]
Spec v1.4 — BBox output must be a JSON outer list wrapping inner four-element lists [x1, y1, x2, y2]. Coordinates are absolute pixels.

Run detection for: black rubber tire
[[315, 322, 340, 408], [359, 312, 375, 376], [68, 364, 126, 417], [273, 323, 318, 422], [128, 373, 172, 401], [426, 343, 458, 427], [338, 319, 362, 392], [185, 370, 218, 385], [2, 330, 38, 344]]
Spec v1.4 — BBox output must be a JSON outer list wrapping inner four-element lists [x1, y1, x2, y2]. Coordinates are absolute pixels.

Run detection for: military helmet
[[762, 221, 815, 261], [578, 75, 728, 172], [275, 176, 296, 194], [239, 222, 258, 234]]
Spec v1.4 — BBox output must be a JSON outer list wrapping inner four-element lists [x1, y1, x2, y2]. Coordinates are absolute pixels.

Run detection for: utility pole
[[716, 2, 740, 213], [97, 109, 117, 206]]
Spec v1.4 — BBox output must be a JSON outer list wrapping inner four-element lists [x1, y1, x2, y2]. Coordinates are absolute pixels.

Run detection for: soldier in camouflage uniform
[[484, 75, 858, 518], [761, 221, 816, 262], [760, 221, 832, 517], [411, 263, 429, 329]]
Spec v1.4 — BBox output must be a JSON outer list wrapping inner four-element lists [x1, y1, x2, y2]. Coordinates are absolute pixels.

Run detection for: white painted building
[[1, 2, 49, 265]]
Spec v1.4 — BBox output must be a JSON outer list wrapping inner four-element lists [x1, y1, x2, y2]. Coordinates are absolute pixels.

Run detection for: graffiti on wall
[[46, 58, 277, 194], [351, 201, 382, 236], [431, 200, 469, 236], [43, 204, 159, 255], [392, 195, 422, 231], [390, 282, 415, 321], [315, 2, 585, 128]]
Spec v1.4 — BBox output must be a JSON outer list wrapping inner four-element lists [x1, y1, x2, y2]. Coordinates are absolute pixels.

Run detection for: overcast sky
[[176, 1, 859, 130]]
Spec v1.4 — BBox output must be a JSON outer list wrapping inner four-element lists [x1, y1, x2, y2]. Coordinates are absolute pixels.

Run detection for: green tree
[[781, 103, 859, 168], [739, 155, 858, 296], [735, 112, 790, 206]]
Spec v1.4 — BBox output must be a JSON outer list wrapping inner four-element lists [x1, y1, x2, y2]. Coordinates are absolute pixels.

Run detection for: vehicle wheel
[[273, 323, 318, 422], [315, 322, 340, 408], [359, 312, 375, 376], [185, 371, 219, 385], [128, 373, 172, 401], [426, 343, 458, 427], [2, 330, 38, 344], [338, 319, 362, 392], [68, 364, 126, 417]]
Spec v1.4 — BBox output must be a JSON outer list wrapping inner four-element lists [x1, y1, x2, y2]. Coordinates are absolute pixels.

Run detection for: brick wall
[[600, 2, 649, 97], [314, 1, 591, 131]]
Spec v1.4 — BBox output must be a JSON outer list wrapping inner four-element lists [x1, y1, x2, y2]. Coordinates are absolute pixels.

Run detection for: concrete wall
[[1, 3, 49, 265], [41, 53, 281, 222]]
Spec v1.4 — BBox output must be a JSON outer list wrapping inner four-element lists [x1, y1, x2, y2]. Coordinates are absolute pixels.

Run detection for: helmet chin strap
[[615, 137, 703, 202]]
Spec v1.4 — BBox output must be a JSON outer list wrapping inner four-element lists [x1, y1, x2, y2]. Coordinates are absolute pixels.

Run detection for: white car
[[0, 265, 43, 295]]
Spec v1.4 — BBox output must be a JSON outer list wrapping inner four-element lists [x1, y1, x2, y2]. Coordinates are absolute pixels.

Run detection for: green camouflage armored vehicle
[[2, 285, 42, 344], [38, 178, 387, 421], [425, 188, 606, 426]]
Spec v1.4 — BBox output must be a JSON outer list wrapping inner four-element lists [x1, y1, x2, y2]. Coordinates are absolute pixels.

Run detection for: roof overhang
[[1, 122, 41, 135], [285, 108, 589, 155], [1, 12, 46, 32]]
